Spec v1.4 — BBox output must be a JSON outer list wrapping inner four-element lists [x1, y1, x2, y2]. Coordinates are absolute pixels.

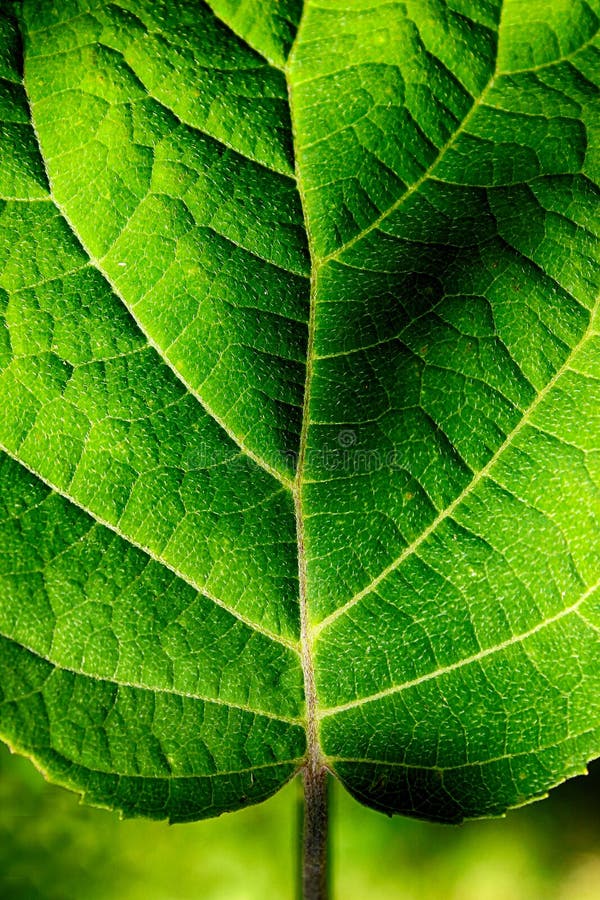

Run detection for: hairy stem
[[287, 10, 330, 898], [302, 764, 330, 900]]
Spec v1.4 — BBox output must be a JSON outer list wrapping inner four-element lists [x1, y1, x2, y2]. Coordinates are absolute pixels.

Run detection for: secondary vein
[[0, 632, 303, 724], [320, 575, 600, 717], [20, 72, 294, 493], [319, 76, 495, 266], [315, 297, 599, 635], [0, 441, 300, 654], [318, 0, 507, 267]]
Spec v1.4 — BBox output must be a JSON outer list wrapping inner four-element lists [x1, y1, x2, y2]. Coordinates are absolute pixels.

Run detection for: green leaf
[[0, 0, 599, 826]]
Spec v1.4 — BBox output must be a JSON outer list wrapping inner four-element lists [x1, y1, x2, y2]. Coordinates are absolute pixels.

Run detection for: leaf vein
[[0, 441, 300, 653], [320, 576, 600, 717], [0, 631, 302, 724], [316, 300, 599, 634]]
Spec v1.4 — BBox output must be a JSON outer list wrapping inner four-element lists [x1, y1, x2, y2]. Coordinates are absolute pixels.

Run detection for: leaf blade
[[1, 0, 599, 827], [289, 0, 600, 819]]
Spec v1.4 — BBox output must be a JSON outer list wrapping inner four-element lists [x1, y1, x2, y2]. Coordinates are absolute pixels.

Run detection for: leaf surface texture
[[0, 0, 599, 823]]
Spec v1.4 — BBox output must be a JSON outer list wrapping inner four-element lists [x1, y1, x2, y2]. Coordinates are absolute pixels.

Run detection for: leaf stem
[[301, 763, 330, 900]]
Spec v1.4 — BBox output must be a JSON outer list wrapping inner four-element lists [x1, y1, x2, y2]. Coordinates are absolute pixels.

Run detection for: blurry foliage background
[[1, 742, 599, 899]]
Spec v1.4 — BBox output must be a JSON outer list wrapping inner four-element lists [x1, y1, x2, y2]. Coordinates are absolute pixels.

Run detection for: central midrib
[[284, 5, 504, 771], [285, 7, 324, 776]]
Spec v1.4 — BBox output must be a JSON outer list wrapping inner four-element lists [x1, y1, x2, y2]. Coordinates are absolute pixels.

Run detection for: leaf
[[0, 0, 599, 825]]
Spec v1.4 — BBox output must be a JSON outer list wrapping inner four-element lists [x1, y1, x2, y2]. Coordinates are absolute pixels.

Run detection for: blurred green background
[[1, 743, 599, 899]]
